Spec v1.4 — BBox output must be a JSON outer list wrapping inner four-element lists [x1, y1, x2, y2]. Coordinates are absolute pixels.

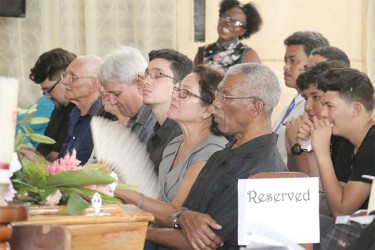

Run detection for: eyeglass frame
[[61, 72, 96, 83], [138, 70, 177, 82], [173, 86, 205, 101], [42, 79, 60, 95], [219, 14, 245, 28], [214, 90, 264, 105]]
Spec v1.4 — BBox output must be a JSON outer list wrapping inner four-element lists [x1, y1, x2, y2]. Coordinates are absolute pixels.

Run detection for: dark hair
[[284, 31, 330, 56], [193, 65, 224, 136], [297, 61, 347, 91], [311, 46, 350, 67], [219, 0, 262, 39], [148, 49, 193, 83], [317, 68, 374, 112], [29, 48, 76, 83]]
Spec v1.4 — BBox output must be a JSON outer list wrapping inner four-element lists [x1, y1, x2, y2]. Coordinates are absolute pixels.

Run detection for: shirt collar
[[231, 133, 279, 158], [135, 105, 153, 125], [216, 39, 240, 50]]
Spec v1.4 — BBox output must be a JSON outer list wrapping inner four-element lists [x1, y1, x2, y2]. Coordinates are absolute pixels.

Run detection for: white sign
[[238, 177, 319, 246]]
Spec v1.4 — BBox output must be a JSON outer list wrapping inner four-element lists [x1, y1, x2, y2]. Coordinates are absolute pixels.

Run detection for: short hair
[[284, 31, 330, 56], [148, 49, 193, 83], [227, 63, 281, 116], [317, 68, 374, 113], [219, 0, 262, 39], [29, 48, 76, 83], [311, 46, 350, 67], [297, 61, 347, 91], [193, 65, 224, 136], [98, 46, 147, 86]]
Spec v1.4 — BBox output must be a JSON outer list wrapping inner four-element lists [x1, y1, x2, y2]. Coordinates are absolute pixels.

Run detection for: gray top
[[157, 134, 228, 202]]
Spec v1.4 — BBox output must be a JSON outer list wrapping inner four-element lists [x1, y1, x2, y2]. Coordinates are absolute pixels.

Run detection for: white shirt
[[273, 94, 305, 164]]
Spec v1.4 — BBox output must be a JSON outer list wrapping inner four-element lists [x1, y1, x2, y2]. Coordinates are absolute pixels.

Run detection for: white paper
[[238, 177, 319, 245], [362, 175, 375, 215]]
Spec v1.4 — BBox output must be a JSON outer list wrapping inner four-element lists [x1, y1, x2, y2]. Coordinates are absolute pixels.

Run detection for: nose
[[304, 98, 312, 113], [319, 105, 329, 118], [213, 98, 222, 110], [108, 94, 117, 105]]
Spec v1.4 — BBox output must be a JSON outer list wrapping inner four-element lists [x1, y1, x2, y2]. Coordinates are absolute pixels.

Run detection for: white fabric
[[0, 0, 177, 108], [272, 94, 305, 164]]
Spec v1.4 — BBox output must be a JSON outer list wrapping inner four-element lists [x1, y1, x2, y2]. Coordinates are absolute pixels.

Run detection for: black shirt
[[146, 118, 182, 174], [37, 103, 75, 157], [183, 133, 287, 249]]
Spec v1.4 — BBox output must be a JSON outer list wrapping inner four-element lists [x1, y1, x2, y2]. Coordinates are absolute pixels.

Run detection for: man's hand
[[285, 115, 303, 155], [297, 113, 313, 143], [310, 116, 332, 155], [18, 148, 40, 163], [178, 210, 223, 250]]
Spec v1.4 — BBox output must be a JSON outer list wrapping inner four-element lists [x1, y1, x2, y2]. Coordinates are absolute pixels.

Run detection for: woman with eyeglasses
[[194, 0, 262, 73], [115, 65, 229, 226]]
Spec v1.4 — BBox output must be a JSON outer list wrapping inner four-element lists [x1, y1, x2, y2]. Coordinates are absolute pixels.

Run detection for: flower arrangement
[[11, 149, 123, 215], [2, 105, 129, 215]]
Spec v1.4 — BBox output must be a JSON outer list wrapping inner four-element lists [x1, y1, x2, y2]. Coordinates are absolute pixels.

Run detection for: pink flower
[[47, 149, 81, 176], [84, 185, 114, 197]]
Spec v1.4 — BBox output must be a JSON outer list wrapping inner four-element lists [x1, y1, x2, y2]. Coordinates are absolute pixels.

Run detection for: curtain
[[0, 0, 177, 108]]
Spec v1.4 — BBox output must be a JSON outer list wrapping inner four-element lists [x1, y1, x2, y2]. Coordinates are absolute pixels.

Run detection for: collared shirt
[[273, 94, 305, 164], [58, 98, 102, 165], [126, 105, 156, 144], [37, 103, 75, 157], [183, 133, 287, 249], [147, 118, 182, 173]]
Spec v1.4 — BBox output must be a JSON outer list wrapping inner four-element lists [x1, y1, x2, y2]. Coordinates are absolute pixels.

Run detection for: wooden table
[[11, 204, 154, 250]]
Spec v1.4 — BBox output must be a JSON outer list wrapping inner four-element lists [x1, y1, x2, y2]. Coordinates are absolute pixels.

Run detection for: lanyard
[[274, 98, 296, 133]]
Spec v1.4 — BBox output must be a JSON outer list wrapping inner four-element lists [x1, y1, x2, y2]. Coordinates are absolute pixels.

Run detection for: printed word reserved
[[247, 189, 311, 204]]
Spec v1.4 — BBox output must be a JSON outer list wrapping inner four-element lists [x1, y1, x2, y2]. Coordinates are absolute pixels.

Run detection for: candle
[[0, 77, 18, 185]]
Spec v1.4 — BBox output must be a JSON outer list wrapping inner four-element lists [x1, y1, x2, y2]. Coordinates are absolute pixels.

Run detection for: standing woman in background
[[194, 0, 262, 73]]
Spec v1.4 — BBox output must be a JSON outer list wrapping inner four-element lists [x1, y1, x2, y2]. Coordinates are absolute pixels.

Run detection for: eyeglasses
[[220, 14, 245, 28], [42, 80, 60, 95], [173, 87, 204, 101], [61, 73, 95, 83], [138, 71, 177, 82], [215, 90, 264, 105]]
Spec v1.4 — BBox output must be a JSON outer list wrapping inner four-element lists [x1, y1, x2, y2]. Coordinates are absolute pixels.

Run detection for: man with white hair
[[59, 55, 102, 164], [145, 63, 287, 249], [97, 46, 156, 143]]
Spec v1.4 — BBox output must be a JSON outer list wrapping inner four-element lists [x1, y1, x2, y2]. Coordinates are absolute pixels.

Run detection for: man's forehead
[[219, 74, 245, 89]]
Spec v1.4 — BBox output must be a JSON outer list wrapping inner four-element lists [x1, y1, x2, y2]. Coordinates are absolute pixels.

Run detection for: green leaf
[[29, 117, 50, 125], [46, 169, 116, 187], [29, 133, 56, 144], [20, 125, 36, 135], [64, 191, 90, 215], [14, 130, 27, 150], [71, 187, 121, 204]]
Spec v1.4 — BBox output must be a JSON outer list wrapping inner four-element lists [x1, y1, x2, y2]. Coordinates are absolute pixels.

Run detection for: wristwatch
[[291, 143, 304, 155], [170, 210, 185, 229]]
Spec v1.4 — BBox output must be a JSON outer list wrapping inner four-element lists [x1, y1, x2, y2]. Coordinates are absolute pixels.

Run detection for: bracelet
[[137, 193, 145, 209]]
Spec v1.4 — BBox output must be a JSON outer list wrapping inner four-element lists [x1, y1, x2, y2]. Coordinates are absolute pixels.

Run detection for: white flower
[[44, 190, 62, 206]]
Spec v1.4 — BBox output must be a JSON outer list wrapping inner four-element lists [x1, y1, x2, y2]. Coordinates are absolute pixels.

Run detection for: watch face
[[292, 143, 302, 155]]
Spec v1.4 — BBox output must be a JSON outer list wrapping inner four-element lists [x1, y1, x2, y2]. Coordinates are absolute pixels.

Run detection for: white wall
[[177, 0, 368, 120]]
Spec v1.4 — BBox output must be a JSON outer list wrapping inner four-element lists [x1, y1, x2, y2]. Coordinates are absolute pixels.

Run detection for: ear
[[351, 102, 363, 118], [249, 99, 264, 117], [200, 104, 214, 120], [134, 78, 144, 95]]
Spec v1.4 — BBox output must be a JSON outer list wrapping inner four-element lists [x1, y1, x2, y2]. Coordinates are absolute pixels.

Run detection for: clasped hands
[[285, 112, 332, 155], [178, 210, 223, 250]]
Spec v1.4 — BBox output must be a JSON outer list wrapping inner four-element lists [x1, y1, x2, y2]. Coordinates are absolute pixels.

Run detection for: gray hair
[[98, 46, 147, 85], [227, 63, 281, 116], [75, 55, 103, 75]]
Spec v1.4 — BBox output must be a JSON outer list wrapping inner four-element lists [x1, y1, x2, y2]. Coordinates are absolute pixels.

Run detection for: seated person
[[19, 48, 76, 162], [115, 65, 228, 223], [145, 63, 287, 249], [307, 68, 374, 217]]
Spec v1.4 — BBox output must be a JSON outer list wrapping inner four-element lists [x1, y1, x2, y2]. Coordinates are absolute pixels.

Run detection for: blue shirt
[[58, 98, 102, 165]]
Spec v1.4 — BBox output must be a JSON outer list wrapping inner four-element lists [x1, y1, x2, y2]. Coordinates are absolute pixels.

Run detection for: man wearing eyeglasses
[[97, 46, 156, 145], [20, 48, 76, 162], [145, 63, 287, 249], [58, 55, 103, 165], [141, 49, 193, 173]]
